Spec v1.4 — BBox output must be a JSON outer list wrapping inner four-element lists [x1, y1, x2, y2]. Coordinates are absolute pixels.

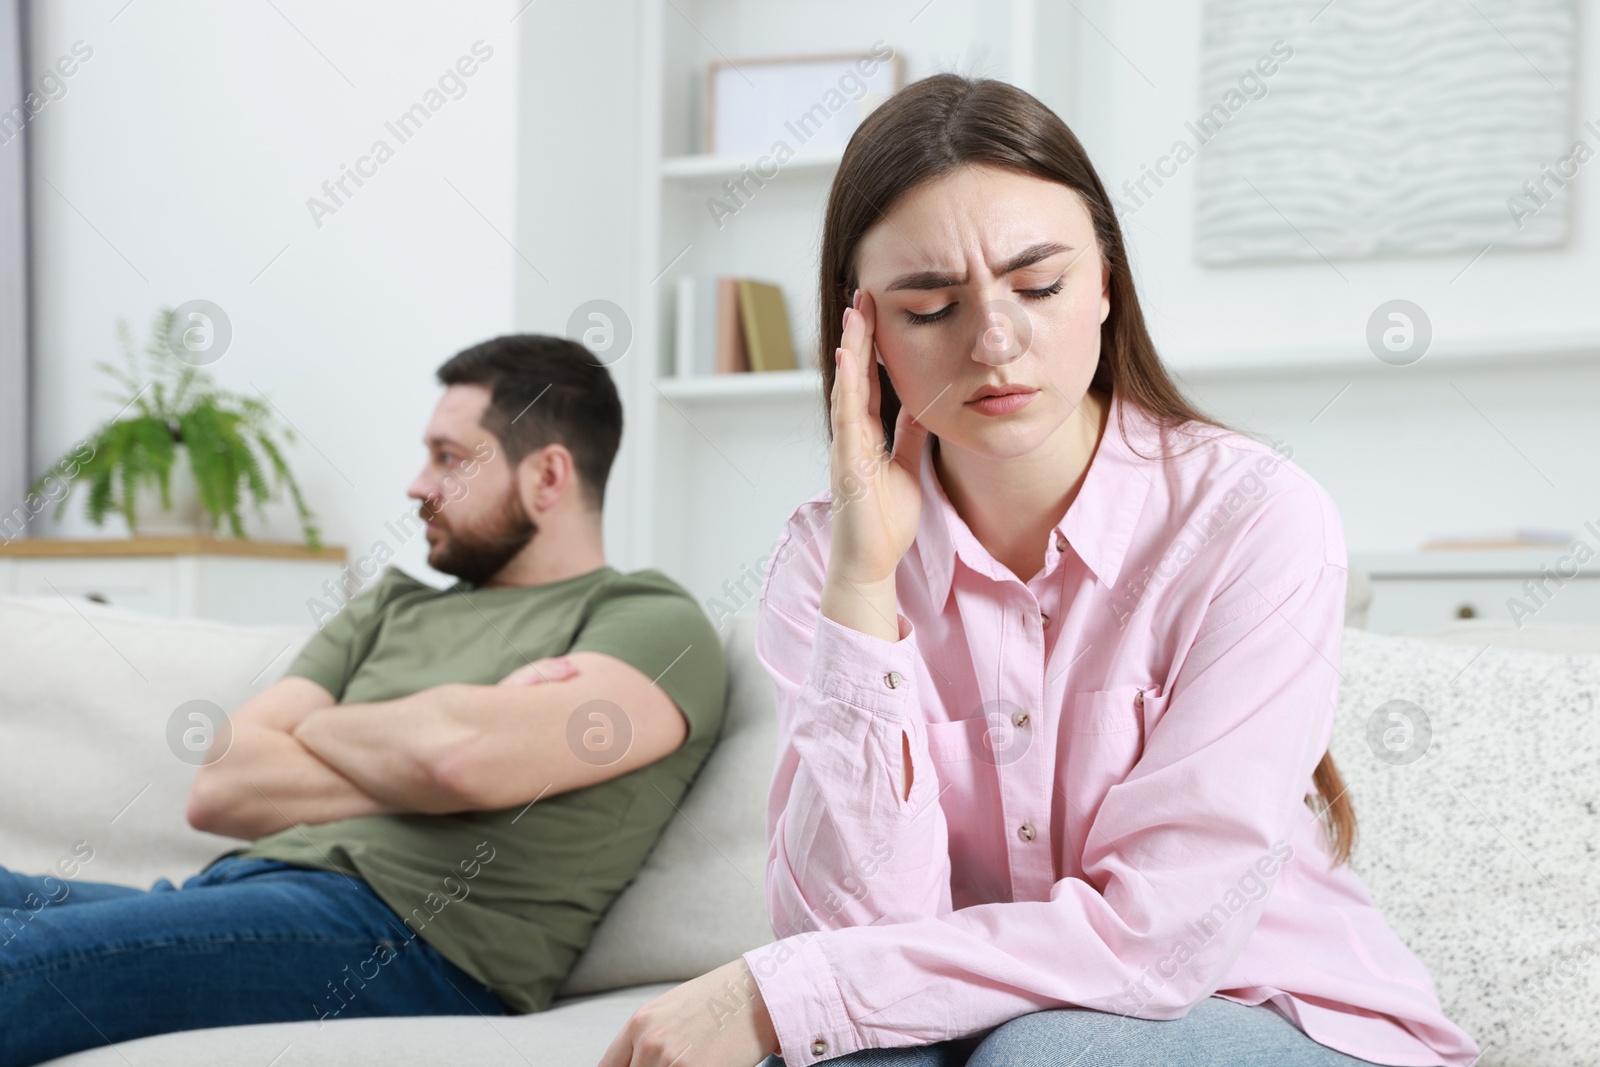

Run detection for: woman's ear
[[1100, 258, 1112, 324]]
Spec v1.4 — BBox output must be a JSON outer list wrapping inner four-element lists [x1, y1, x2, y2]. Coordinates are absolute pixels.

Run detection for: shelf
[[659, 148, 843, 183], [1170, 331, 1600, 380], [652, 369, 822, 402], [0, 536, 346, 562], [1350, 548, 1587, 578]]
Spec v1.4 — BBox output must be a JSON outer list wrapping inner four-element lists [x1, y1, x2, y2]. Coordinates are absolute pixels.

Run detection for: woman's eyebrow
[[884, 241, 1075, 292]]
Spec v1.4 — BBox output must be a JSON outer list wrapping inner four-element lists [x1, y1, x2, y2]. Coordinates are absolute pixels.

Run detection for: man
[[0, 335, 727, 1066]]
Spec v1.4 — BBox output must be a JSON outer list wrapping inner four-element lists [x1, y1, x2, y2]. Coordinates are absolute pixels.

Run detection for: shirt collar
[[914, 388, 1156, 608]]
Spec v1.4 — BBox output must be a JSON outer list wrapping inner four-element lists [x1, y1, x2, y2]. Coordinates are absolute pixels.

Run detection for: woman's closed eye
[[1018, 276, 1065, 301], [901, 276, 1066, 326], [904, 303, 955, 326]]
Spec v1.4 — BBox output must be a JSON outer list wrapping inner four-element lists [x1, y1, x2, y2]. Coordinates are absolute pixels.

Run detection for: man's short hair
[[436, 334, 623, 510]]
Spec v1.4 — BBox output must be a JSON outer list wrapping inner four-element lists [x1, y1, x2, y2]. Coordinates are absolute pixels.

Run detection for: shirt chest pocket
[[924, 707, 1031, 766], [1070, 685, 1153, 736]]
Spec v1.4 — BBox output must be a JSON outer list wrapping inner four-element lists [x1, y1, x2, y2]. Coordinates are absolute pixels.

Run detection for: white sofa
[[0, 577, 1596, 1067]]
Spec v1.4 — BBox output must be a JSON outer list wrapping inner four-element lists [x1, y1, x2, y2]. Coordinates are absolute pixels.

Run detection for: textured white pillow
[[556, 614, 776, 997], [1397, 620, 1600, 656], [1329, 627, 1600, 1067]]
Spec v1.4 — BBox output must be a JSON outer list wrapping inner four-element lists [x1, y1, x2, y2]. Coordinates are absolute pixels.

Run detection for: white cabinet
[[0, 537, 347, 627], [1352, 550, 1600, 633]]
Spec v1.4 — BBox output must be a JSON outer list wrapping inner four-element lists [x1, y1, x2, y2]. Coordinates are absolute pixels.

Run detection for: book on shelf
[[715, 277, 747, 374], [672, 275, 799, 377], [673, 276, 718, 377], [737, 279, 797, 372]]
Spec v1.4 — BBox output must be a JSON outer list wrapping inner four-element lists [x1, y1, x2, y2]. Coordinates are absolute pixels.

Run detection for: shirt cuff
[[744, 932, 856, 1067], [804, 610, 918, 727]]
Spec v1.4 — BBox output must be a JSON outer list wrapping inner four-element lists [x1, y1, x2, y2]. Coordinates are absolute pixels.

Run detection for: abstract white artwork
[[1192, 0, 1578, 264]]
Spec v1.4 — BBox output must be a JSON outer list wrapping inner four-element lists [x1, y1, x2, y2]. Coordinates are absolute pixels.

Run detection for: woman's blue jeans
[[0, 856, 506, 1067], [759, 994, 1389, 1066]]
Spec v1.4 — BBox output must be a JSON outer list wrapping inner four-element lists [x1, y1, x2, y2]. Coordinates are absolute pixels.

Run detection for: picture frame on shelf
[[704, 46, 902, 156]]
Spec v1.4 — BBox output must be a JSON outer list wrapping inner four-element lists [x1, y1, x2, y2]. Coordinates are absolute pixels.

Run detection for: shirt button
[[1017, 822, 1036, 842], [811, 1038, 828, 1056], [1134, 690, 1145, 711], [1012, 709, 1029, 728], [884, 671, 904, 689], [1040, 611, 1051, 629], [1054, 532, 1067, 552]]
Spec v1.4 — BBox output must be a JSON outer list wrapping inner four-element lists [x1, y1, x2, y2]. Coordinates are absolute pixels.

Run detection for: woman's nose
[[970, 298, 1032, 366]]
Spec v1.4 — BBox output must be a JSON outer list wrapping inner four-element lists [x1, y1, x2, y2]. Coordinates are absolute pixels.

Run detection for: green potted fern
[[32, 308, 321, 548]]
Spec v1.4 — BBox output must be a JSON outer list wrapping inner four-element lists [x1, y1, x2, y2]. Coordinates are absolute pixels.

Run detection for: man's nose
[[406, 470, 435, 501]]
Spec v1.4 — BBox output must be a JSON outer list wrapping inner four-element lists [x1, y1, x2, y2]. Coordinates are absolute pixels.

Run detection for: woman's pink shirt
[[741, 392, 1480, 1067]]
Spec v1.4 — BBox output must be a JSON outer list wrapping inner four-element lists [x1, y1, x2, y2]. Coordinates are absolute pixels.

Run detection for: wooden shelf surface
[[0, 537, 346, 562]]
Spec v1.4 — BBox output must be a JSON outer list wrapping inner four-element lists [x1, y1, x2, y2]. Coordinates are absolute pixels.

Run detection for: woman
[[600, 74, 1480, 1067]]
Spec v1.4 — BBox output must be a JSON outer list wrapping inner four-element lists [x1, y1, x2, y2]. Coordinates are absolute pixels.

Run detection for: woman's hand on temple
[[820, 289, 930, 641]]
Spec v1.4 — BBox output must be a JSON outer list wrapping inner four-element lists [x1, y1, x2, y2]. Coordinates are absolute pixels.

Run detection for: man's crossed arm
[[185, 653, 685, 841]]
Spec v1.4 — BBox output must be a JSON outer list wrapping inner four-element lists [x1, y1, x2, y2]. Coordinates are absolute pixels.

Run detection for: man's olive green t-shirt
[[224, 564, 727, 1013]]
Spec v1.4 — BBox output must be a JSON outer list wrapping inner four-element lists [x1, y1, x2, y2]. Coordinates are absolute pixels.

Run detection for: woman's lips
[[965, 388, 1039, 416]]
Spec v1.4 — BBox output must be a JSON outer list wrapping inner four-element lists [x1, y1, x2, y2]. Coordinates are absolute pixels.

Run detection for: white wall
[[511, 0, 645, 568], [26, 0, 521, 586]]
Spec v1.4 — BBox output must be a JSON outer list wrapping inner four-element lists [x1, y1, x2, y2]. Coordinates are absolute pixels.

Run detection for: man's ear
[[516, 444, 577, 515]]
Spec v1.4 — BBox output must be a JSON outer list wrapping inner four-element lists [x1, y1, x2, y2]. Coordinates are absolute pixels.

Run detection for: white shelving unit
[[628, 0, 1076, 609]]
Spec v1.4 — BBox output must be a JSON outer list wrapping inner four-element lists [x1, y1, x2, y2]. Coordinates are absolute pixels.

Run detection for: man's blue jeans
[[0, 856, 506, 1067]]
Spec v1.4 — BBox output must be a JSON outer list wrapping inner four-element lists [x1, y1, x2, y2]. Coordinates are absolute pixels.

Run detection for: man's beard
[[423, 487, 537, 587]]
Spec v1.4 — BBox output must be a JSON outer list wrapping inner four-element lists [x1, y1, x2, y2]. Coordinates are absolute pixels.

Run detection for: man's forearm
[[289, 655, 681, 816], [292, 688, 476, 814], [187, 725, 400, 839]]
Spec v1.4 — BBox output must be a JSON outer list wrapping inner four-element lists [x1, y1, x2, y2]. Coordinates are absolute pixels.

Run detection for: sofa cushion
[[556, 614, 776, 995], [1328, 627, 1600, 1067], [0, 595, 311, 888], [0, 593, 777, 1002]]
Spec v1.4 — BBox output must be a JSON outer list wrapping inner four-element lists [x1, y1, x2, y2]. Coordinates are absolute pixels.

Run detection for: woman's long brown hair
[[816, 73, 1356, 867]]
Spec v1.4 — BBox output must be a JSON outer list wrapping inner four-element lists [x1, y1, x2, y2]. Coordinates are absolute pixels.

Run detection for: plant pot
[[130, 444, 212, 536]]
